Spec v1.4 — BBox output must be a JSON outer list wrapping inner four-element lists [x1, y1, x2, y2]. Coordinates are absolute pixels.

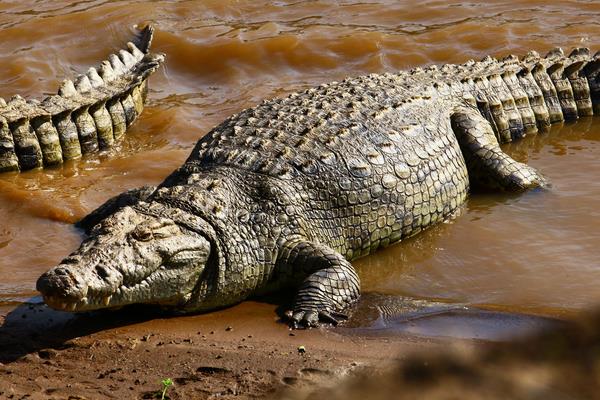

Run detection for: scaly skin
[[37, 46, 597, 328], [0, 25, 164, 172]]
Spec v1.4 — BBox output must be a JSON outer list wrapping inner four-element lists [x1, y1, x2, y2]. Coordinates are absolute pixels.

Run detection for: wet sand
[[0, 292, 565, 399], [0, 301, 448, 399]]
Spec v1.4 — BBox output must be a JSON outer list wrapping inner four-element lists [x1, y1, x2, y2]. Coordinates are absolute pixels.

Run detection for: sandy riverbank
[[0, 299, 455, 399]]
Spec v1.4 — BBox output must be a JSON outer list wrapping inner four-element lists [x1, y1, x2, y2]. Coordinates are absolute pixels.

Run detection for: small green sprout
[[160, 378, 173, 400]]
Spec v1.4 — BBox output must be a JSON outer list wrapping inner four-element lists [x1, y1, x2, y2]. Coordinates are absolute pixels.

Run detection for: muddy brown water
[[0, 1, 599, 338]]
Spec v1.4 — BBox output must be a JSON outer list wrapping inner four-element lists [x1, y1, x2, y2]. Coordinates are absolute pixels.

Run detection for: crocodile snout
[[36, 266, 89, 310], [37, 261, 126, 311]]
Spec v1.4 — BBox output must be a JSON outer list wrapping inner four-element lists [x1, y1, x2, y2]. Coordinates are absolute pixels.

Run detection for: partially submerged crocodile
[[0, 25, 164, 172], [36, 46, 599, 327]]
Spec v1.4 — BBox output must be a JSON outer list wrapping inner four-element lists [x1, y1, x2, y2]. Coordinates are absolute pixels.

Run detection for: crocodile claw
[[284, 309, 349, 329], [509, 162, 550, 191]]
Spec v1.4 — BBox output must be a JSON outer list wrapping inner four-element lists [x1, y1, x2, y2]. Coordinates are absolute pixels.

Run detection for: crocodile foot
[[507, 162, 550, 191], [284, 308, 349, 329]]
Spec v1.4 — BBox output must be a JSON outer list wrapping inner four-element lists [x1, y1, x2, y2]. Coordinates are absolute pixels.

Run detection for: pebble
[[283, 377, 298, 385], [19, 354, 38, 363]]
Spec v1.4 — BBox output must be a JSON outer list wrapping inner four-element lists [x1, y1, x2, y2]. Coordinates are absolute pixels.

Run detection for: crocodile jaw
[[36, 206, 211, 312]]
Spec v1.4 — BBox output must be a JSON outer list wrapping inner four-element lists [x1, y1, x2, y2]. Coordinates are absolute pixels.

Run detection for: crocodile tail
[[0, 24, 165, 172], [133, 24, 155, 54], [448, 46, 599, 144]]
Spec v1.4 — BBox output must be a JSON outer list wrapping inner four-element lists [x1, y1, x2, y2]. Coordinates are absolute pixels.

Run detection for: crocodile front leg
[[451, 106, 548, 191], [278, 239, 360, 328]]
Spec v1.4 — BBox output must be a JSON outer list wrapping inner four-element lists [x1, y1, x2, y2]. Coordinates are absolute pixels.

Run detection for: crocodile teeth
[[102, 295, 112, 306], [68, 302, 77, 311]]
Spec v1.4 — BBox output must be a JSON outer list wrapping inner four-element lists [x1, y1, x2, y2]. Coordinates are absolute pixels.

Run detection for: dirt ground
[[284, 309, 600, 400], [0, 300, 451, 400], [3, 297, 599, 400]]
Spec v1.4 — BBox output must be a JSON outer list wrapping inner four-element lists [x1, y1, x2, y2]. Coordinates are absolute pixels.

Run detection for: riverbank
[[0, 300, 450, 399]]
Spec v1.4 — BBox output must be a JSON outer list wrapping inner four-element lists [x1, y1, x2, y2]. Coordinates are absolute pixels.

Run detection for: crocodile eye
[[152, 224, 181, 239], [131, 228, 153, 242]]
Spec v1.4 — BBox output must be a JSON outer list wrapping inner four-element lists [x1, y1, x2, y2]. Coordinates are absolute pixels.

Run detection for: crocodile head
[[36, 206, 212, 312]]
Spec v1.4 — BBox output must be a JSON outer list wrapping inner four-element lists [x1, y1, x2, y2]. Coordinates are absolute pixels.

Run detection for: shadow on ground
[[0, 301, 177, 363]]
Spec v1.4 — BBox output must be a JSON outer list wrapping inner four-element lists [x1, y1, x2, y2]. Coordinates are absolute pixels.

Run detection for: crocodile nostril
[[61, 256, 80, 265], [54, 266, 76, 278], [36, 266, 84, 300], [95, 265, 110, 279]]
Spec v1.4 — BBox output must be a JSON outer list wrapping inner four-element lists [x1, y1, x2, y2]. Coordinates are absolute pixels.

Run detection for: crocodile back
[[175, 73, 469, 261]]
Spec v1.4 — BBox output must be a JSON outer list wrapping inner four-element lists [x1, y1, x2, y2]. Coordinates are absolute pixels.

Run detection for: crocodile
[[36, 46, 599, 328], [0, 25, 164, 172]]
